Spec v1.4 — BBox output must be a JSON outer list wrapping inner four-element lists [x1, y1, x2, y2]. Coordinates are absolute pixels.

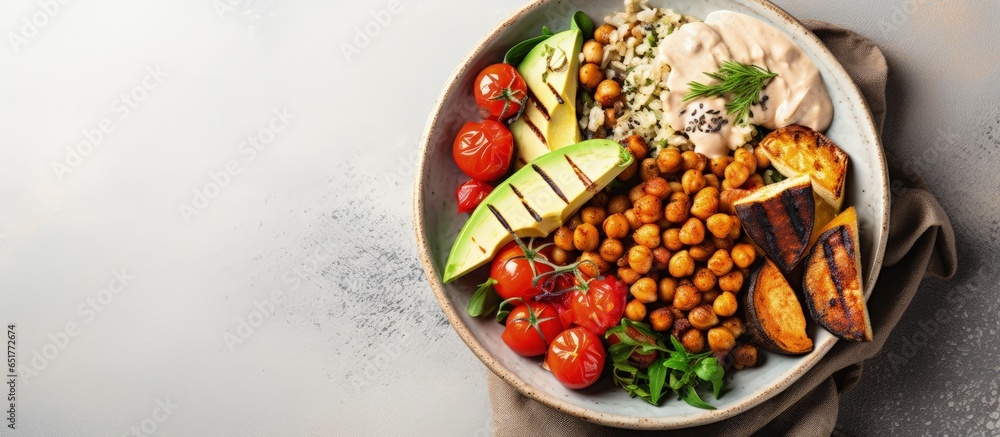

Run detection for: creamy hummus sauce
[[657, 11, 834, 157]]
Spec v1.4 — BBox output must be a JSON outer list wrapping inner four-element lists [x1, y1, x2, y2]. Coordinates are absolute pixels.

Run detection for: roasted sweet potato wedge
[[758, 125, 849, 210], [734, 174, 814, 273], [802, 207, 872, 342], [744, 259, 813, 355]]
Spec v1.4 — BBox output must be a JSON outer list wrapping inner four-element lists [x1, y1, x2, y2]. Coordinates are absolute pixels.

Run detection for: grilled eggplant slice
[[744, 259, 814, 355], [802, 207, 872, 342], [733, 174, 814, 273], [758, 125, 849, 211]]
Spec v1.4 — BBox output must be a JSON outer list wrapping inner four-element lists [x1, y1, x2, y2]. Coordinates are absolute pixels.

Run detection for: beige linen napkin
[[487, 20, 959, 436]]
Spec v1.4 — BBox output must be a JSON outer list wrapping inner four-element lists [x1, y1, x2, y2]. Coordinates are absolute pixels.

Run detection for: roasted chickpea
[[732, 344, 759, 369], [607, 195, 631, 215], [628, 245, 654, 274], [582, 39, 604, 64], [709, 155, 733, 179], [639, 158, 660, 181], [652, 247, 671, 271], [728, 215, 742, 239], [690, 187, 719, 220], [604, 108, 619, 128], [567, 214, 584, 230], [689, 241, 715, 262], [664, 196, 691, 224], [594, 23, 615, 44], [617, 161, 638, 181], [673, 282, 701, 311], [658, 277, 678, 302], [688, 305, 720, 330], [579, 251, 610, 277], [595, 79, 622, 107], [692, 268, 717, 292], [589, 191, 609, 207], [618, 267, 641, 285], [633, 223, 661, 248], [754, 146, 771, 169], [649, 307, 674, 331], [702, 289, 721, 304], [708, 326, 736, 353], [733, 147, 757, 174], [719, 317, 745, 338], [625, 300, 648, 322], [553, 226, 575, 251], [580, 206, 607, 227], [630, 277, 658, 303], [599, 238, 625, 263], [550, 246, 573, 265], [633, 195, 663, 223], [668, 250, 696, 279], [744, 173, 765, 190], [680, 151, 707, 172], [643, 177, 670, 199], [719, 188, 749, 215], [623, 209, 642, 230], [731, 243, 757, 269], [603, 213, 630, 239], [679, 217, 706, 245], [707, 249, 734, 276], [681, 328, 706, 353], [628, 182, 647, 203], [718, 270, 744, 293], [713, 291, 738, 317], [573, 223, 600, 252], [578, 63, 604, 89], [724, 161, 750, 187], [681, 169, 706, 194], [703, 173, 721, 190], [626, 135, 648, 161], [668, 181, 684, 193], [656, 147, 682, 174], [711, 236, 734, 251], [661, 228, 684, 251], [706, 213, 733, 239]]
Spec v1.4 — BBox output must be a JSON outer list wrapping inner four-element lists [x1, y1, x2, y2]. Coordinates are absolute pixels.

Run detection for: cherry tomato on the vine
[[546, 327, 606, 390], [501, 302, 565, 357], [490, 241, 553, 301], [453, 120, 513, 182], [567, 275, 627, 336], [455, 179, 493, 214], [473, 63, 527, 122]]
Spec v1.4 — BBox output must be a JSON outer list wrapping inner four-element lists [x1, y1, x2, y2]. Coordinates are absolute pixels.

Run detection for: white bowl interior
[[415, 0, 887, 429]]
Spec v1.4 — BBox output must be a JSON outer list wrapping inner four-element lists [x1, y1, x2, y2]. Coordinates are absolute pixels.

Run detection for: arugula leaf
[[467, 278, 499, 317], [647, 358, 667, 404], [682, 385, 716, 410], [570, 11, 594, 40]]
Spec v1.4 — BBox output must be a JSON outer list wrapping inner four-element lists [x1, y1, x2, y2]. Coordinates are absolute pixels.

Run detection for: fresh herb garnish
[[467, 278, 500, 317], [683, 61, 777, 126], [504, 27, 554, 66], [605, 320, 727, 409], [570, 11, 594, 40]]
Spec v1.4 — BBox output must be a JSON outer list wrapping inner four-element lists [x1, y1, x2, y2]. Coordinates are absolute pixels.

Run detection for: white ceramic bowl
[[414, 0, 888, 429]]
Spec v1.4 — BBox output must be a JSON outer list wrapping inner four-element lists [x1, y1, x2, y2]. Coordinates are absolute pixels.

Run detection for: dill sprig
[[683, 61, 777, 126]]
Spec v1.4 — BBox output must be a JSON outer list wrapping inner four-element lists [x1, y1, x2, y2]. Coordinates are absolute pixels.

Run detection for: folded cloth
[[487, 20, 958, 436]]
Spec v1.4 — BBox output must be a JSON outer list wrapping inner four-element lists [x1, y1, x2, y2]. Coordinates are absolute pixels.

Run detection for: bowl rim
[[412, 0, 890, 430]]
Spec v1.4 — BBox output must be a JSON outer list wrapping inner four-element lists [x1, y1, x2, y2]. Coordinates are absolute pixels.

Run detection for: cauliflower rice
[[578, 0, 756, 155]]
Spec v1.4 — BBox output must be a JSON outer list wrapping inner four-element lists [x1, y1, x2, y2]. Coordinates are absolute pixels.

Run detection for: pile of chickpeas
[[551, 133, 776, 370]]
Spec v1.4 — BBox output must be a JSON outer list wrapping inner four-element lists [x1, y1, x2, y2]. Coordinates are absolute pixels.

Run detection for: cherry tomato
[[501, 302, 565, 357], [453, 120, 513, 182], [455, 179, 493, 214], [546, 327, 606, 389], [490, 241, 553, 301], [567, 276, 627, 336], [473, 63, 527, 122]]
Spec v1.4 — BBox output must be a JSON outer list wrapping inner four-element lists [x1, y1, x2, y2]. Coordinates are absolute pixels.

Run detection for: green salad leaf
[[466, 278, 500, 317], [570, 11, 594, 40], [504, 11, 594, 66]]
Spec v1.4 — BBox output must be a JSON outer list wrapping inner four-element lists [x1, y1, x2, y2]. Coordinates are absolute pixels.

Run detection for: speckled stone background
[[0, 0, 996, 435]]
